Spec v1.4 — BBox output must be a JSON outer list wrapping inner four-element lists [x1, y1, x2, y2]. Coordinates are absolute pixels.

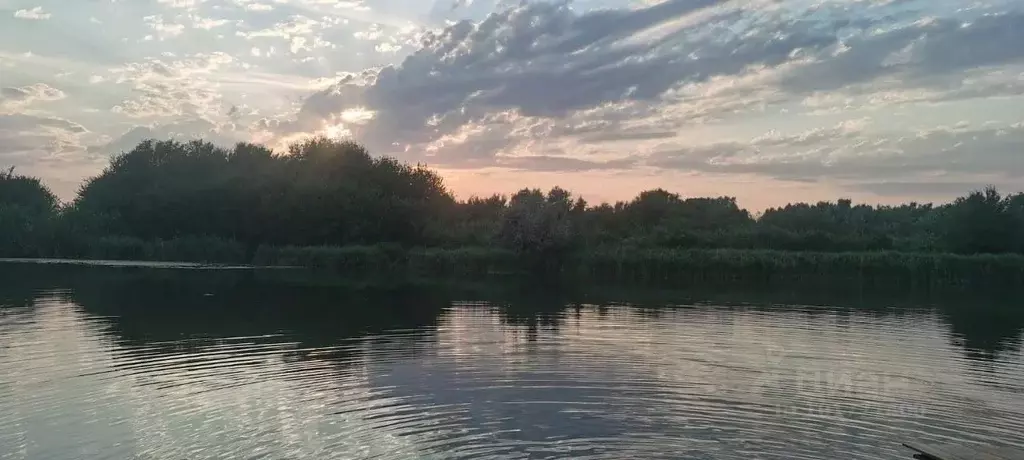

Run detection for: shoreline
[[4, 246, 1024, 287], [0, 257, 291, 270]]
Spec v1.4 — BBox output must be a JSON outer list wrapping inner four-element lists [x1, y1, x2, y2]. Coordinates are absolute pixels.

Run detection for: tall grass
[[578, 248, 1024, 287], [251, 245, 517, 277], [248, 245, 1024, 287], [13, 238, 1024, 287], [48, 236, 248, 264]]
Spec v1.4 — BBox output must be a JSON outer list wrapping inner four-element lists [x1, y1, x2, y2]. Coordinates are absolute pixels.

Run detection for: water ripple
[[0, 289, 1023, 459]]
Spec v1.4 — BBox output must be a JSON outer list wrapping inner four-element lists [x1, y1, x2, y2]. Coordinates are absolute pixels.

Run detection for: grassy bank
[[240, 245, 1024, 287], [29, 235, 251, 264], [577, 247, 1024, 287], [6, 238, 1024, 287], [252, 245, 518, 277], [263, 246, 1021, 285]]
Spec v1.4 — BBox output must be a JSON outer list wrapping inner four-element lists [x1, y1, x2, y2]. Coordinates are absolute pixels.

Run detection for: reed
[[251, 245, 517, 277], [62, 236, 247, 264], [576, 248, 1024, 287], [15, 238, 1024, 288]]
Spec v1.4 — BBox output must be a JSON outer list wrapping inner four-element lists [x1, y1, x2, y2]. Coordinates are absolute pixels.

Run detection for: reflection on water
[[1, 264, 1023, 459]]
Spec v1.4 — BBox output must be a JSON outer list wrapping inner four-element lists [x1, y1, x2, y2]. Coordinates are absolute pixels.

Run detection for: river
[[1, 262, 1022, 459]]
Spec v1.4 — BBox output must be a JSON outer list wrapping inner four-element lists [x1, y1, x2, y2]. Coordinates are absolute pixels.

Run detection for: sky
[[1, 0, 1023, 209]]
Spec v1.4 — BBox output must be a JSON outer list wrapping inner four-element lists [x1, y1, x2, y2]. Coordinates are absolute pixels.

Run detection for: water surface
[[1, 264, 1022, 459]]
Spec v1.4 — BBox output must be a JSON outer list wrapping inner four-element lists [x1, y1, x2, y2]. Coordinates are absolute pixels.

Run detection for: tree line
[[2, 137, 1023, 261]]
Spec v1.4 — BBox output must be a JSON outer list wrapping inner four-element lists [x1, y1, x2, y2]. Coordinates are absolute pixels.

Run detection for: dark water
[[1, 263, 1023, 459]]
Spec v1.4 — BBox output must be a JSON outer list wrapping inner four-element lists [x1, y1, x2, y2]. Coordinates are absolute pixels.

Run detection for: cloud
[[0, 113, 99, 198], [245, 3, 274, 12], [334, 1, 370, 12], [237, 15, 320, 40], [849, 181, 1014, 198], [497, 155, 639, 172], [144, 15, 187, 40], [256, 0, 1024, 193], [107, 53, 235, 119], [353, 24, 384, 40], [0, 84, 66, 110], [4, 0, 1024, 203], [775, 13, 1024, 95], [88, 119, 247, 157], [271, 2, 818, 149], [232, 14, 340, 56], [157, 0, 205, 9], [0, 114, 94, 196], [0, 114, 86, 135], [190, 15, 233, 30], [13, 6, 50, 20], [648, 122, 1024, 183], [275, 1, 753, 147]]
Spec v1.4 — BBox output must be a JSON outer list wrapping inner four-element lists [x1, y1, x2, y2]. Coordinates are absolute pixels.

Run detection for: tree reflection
[[941, 299, 1024, 361], [52, 267, 451, 367], [5, 263, 1022, 364], [493, 280, 576, 341], [0, 263, 65, 308]]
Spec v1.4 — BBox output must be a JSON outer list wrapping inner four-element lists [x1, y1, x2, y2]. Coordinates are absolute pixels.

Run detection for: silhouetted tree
[[69, 137, 452, 250], [499, 187, 583, 268], [938, 187, 1021, 254], [0, 167, 59, 256], [3, 138, 1024, 261]]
